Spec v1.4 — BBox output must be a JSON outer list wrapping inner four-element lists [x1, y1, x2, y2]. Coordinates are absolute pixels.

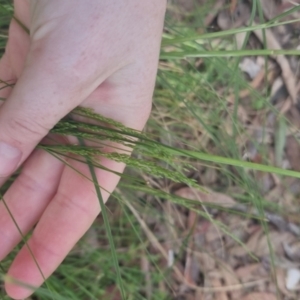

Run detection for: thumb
[[0, 60, 88, 177]]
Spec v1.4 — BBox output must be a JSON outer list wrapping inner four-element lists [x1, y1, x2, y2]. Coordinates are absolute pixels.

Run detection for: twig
[[251, 21, 297, 104]]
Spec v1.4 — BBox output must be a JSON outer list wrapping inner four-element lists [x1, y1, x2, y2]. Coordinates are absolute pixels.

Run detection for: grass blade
[[77, 138, 126, 300]]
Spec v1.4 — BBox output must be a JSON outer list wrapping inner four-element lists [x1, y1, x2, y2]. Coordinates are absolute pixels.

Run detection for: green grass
[[1, 1, 300, 299]]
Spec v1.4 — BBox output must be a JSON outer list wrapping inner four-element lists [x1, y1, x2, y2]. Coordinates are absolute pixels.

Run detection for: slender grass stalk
[[160, 49, 300, 59], [0, 195, 54, 299], [162, 11, 300, 46], [77, 137, 126, 300]]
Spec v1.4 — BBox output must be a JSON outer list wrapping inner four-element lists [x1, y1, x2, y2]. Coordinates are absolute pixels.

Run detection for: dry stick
[[122, 193, 269, 293], [251, 21, 297, 104]]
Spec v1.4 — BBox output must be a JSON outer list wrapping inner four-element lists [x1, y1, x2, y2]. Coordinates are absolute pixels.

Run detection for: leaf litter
[[143, 1, 300, 299]]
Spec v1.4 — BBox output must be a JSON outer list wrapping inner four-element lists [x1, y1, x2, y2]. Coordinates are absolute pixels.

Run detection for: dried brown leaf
[[184, 252, 200, 286], [235, 263, 265, 283], [230, 228, 262, 257], [242, 292, 277, 300], [275, 267, 295, 298], [194, 251, 216, 273], [103, 286, 122, 300], [259, 0, 279, 20], [283, 241, 300, 262], [286, 135, 300, 171], [175, 187, 236, 208], [254, 231, 294, 257], [218, 263, 242, 300]]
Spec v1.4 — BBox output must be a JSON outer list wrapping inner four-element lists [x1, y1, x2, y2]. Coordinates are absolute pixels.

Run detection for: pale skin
[[0, 1, 167, 298]]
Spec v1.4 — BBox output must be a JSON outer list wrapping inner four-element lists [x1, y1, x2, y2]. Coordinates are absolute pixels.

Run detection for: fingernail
[[0, 142, 22, 176]]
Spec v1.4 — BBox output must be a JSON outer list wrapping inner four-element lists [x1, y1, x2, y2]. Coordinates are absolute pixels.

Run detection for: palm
[[0, 1, 165, 299]]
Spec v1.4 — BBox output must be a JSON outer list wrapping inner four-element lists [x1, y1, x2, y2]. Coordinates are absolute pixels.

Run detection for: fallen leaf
[[286, 135, 300, 171], [242, 292, 277, 300], [175, 187, 236, 208], [283, 241, 300, 262], [218, 263, 242, 300], [103, 285, 122, 300], [254, 231, 294, 257], [194, 251, 216, 273], [235, 263, 264, 283], [275, 267, 295, 298]]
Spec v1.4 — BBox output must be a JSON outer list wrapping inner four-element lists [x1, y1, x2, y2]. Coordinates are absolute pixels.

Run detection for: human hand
[[0, 1, 166, 298]]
